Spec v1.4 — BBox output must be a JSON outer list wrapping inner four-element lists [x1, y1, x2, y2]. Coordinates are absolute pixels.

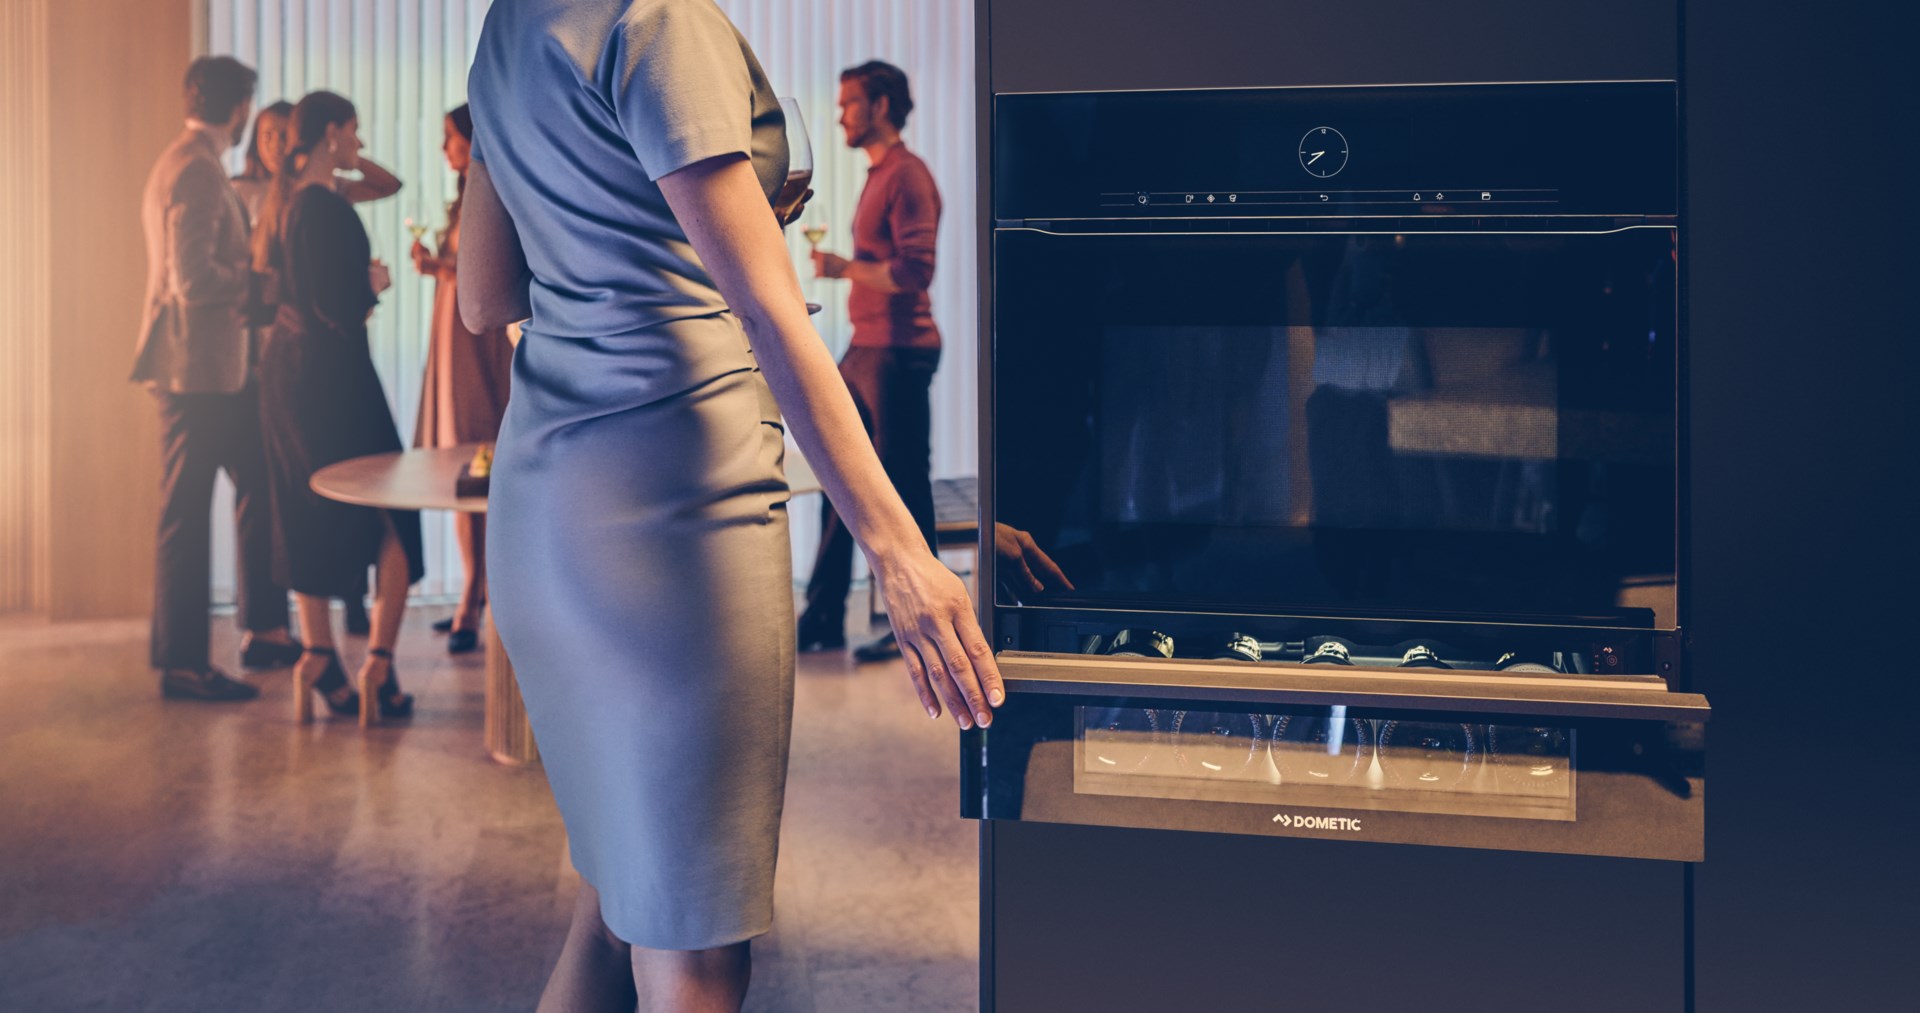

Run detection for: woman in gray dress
[[461, 2, 1001, 1010]]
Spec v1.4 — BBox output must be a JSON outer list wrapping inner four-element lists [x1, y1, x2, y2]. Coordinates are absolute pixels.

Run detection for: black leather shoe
[[447, 627, 479, 654], [797, 612, 846, 652], [343, 597, 371, 636], [240, 636, 305, 670], [160, 667, 260, 702], [852, 631, 901, 664], [431, 617, 455, 634]]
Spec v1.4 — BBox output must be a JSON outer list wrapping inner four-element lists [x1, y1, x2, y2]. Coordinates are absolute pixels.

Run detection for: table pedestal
[[483, 607, 539, 767]]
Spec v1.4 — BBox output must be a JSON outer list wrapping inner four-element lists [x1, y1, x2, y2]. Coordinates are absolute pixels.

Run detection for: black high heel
[[359, 647, 414, 726], [294, 647, 360, 724], [447, 626, 480, 654]]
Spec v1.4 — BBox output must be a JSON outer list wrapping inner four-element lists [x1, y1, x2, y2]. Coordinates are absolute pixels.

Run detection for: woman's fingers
[[909, 634, 972, 730], [926, 623, 992, 728], [898, 639, 942, 720], [957, 612, 1005, 708]]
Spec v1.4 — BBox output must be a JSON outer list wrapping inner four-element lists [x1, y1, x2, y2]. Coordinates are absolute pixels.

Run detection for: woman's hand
[[778, 187, 814, 228], [811, 250, 849, 280], [368, 258, 392, 296], [872, 547, 1004, 729], [410, 239, 437, 276]]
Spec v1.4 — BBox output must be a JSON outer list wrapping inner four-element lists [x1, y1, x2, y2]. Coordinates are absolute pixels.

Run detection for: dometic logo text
[[1272, 813, 1364, 832]]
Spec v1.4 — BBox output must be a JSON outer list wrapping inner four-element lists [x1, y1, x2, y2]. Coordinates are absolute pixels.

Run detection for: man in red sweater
[[800, 60, 943, 661]]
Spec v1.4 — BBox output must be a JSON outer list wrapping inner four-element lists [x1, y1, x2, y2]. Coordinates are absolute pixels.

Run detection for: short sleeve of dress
[[609, 0, 755, 181]]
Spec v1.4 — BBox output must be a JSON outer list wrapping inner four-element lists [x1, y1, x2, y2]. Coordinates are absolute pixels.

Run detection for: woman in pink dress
[[411, 104, 512, 654]]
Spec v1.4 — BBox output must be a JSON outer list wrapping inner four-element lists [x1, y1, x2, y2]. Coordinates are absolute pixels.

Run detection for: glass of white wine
[[802, 223, 827, 250], [405, 216, 430, 243]]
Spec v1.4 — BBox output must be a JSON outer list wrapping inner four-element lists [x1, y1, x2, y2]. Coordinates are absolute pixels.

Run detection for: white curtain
[[200, 0, 977, 601]]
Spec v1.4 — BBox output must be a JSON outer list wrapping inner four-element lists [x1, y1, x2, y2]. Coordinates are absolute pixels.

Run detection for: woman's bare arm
[[338, 156, 403, 203], [658, 153, 1002, 730], [457, 160, 533, 332]]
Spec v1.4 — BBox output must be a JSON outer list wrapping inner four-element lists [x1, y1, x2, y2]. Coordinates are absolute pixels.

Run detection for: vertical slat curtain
[[201, 0, 976, 598], [0, 0, 54, 614]]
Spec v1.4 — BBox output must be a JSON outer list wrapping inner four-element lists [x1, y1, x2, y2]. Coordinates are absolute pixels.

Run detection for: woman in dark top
[[254, 91, 424, 726]]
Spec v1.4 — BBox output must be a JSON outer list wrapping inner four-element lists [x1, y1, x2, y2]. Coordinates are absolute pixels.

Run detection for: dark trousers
[[151, 386, 288, 670], [803, 345, 941, 623]]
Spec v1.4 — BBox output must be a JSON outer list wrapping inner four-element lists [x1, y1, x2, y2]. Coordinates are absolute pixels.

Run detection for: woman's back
[[273, 184, 376, 336], [466, 0, 787, 348]]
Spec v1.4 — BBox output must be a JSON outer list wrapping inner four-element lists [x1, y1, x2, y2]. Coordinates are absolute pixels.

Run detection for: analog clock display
[[1299, 126, 1349, 178]]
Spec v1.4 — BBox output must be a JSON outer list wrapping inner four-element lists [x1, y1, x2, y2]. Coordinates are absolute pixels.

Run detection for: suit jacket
[[130, 127, 255, 394]]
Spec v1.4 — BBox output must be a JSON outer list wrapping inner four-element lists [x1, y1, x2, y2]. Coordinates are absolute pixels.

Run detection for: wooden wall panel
[[0, 0, 54, 615], [44, 0, 194, 619]]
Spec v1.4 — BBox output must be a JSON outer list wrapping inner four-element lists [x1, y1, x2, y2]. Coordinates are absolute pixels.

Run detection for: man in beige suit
[[132, 56, 299, 701]]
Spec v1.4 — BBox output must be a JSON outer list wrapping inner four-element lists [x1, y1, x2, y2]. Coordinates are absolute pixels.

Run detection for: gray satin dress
[[468, 0, 794, 950]]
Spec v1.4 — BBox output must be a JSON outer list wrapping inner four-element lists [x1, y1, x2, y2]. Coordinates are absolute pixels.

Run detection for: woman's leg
[[454, 512, 486, 633], [631, 941, 751, 1013], [368, 523, 410, 651], [295, 593, 335, 653], [537, 881, 637, 1013], [291, 592, 335, 722], [358, 521, 412, 723]]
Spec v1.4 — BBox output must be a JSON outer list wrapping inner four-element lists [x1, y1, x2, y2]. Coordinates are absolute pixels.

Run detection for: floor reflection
[[0, 600, 975, 1012]]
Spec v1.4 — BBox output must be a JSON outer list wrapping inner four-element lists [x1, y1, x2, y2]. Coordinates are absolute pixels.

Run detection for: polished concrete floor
[[0, 601, 976, 1012]]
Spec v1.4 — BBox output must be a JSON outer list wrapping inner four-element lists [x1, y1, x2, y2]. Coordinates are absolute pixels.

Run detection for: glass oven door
[[992, 225, 1679, 627]]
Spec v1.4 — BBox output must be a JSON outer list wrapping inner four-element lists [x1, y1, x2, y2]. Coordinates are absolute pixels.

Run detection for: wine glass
[[404, 216, 429, 243], [802, 223, 827, 250], [774, 97, 812, 225]]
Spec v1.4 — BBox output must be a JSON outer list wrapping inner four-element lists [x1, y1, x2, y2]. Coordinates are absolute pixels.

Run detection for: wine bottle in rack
[[1494, 651, 1562, 674], [1106, 628, 1175, 659], [1208, 633, 1262, 663], [1301, 637, 1356, 666], [1393, 641, 1453, 670]]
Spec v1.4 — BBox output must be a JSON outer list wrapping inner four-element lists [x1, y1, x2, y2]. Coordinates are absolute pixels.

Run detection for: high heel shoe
[[358, 647, 415, 727], [447, 625, 480, 654], [294, 647, 360, 724]]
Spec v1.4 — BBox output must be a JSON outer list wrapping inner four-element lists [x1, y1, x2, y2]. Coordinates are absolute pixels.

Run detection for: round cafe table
[[310, 444, 535, 766], [310, 439, 822, 766]]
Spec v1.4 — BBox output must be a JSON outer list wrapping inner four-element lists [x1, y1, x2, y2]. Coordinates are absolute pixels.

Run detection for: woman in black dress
[[254, 91, 424, 725]]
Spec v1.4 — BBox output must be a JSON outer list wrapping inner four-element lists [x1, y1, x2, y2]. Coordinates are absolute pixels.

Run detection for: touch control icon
[[1298, 126, 1350, 178]]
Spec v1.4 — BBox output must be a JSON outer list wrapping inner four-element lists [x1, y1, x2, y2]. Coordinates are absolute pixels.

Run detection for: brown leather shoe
[[160, 667, 260, 702]]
